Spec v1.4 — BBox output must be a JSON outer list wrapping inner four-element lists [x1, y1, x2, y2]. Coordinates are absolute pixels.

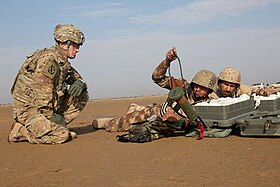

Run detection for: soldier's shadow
[[69, 124, 98, 135]]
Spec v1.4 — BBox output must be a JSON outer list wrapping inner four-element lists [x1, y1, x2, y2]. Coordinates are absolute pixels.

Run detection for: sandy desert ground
[[0, 95, 279, 187]]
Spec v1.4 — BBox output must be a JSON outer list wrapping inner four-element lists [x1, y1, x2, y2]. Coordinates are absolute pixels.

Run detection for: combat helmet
[[191, 70, 217, 91], [218, 67, 241, 85], [54, 24, 85, 45]]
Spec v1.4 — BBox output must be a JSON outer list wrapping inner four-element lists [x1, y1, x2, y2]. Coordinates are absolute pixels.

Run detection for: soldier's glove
[[68, 79, 85, 97], [49, 113, 66, 127]]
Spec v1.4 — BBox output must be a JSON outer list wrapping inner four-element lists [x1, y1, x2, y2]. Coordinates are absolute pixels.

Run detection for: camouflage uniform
[[152, 59, 219, 104], [9, 24, 88, 144], [103, 103, 161, 132], [100, 59, 218, 134]]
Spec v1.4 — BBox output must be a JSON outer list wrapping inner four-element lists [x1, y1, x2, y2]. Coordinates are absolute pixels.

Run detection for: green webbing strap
[[186, 128, 232, 138]]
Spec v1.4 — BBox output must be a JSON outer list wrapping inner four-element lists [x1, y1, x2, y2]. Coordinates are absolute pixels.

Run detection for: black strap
[[168, 53, 186, 89]]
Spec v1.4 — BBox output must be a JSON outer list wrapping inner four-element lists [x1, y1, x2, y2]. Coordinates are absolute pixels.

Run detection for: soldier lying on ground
[[93, 47, 220, 142], [8, 24, 89, 144]]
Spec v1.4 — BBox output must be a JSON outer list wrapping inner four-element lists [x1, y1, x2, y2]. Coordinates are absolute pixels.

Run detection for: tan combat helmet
[[191, 70, 217, 91], [54, 24, 85, 45], [218, 67, 241, 85]]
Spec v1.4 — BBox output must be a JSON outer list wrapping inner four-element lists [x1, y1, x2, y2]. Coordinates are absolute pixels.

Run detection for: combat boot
[[92, 118, 115, 129], [69, 131, 77, 139], [8, 122, 29, 143]]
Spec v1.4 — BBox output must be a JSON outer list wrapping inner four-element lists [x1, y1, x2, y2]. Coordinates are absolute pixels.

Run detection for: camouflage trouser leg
[[26, 113, 70, 144], [105, 103, 161, 132], [58, 89, 89, 124], [12, 106, 70, 144], [117, 120, 177, 143]]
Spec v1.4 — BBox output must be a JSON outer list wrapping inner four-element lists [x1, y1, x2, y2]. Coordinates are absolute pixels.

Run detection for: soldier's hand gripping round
[[68, 79, 85, 97]]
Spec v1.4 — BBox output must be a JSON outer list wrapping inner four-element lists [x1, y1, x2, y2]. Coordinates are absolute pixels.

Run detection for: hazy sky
[[1, 0, 280, 104]]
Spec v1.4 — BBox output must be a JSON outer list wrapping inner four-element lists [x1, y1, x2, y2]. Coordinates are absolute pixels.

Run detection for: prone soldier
[[93, 47, 219, 142]]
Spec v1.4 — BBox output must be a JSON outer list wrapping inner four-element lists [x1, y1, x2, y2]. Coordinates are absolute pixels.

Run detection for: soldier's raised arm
[[152, 47, 187, 90]]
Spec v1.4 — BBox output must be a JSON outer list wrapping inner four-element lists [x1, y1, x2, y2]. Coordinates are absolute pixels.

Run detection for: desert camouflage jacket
[[152, 59, 219, 105], [11, 46, 85, 111]]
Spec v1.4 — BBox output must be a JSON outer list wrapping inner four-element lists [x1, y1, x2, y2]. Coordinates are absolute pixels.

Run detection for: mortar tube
[[168, 87, 198, 121], [176, 95, 198, 121]]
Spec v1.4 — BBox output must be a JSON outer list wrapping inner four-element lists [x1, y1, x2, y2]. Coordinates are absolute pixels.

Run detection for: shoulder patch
[[42, 60, 58, 79]]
